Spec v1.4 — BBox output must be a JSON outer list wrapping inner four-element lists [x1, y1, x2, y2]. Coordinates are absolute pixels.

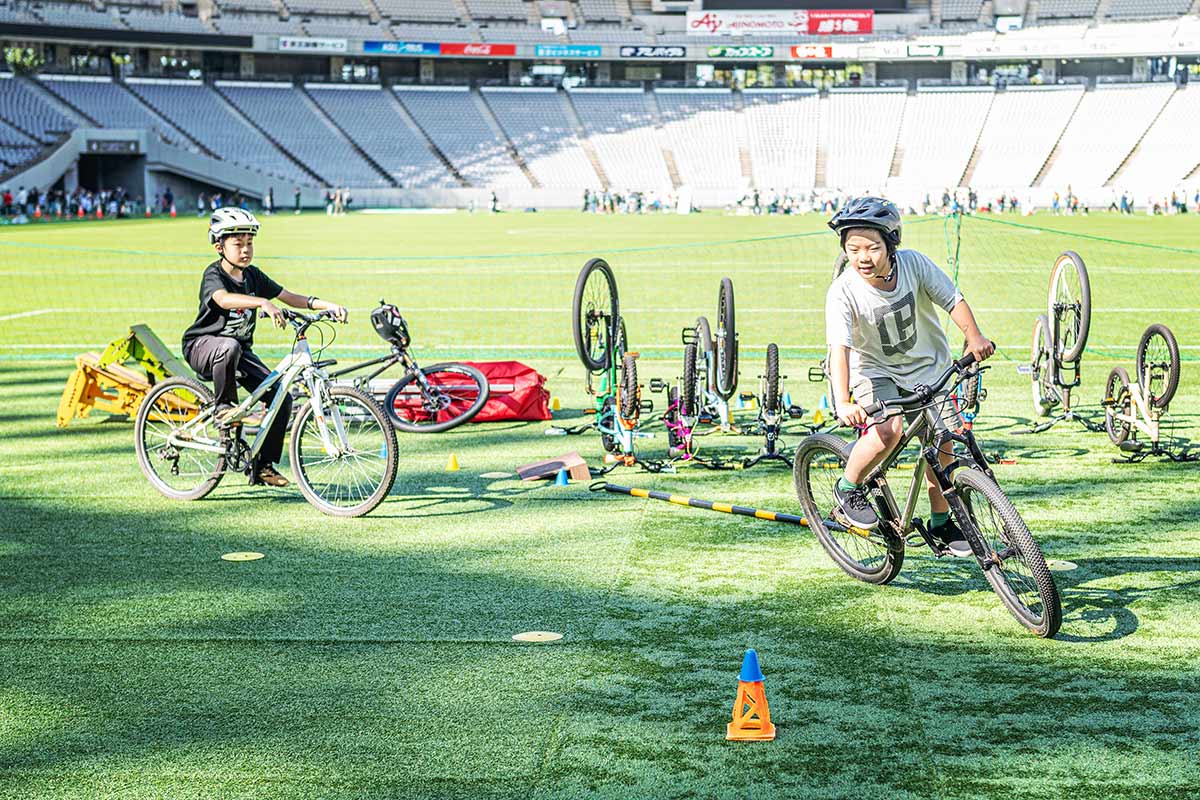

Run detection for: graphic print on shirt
[[874, 291, 917, 356], [221, 307, 256, 342]]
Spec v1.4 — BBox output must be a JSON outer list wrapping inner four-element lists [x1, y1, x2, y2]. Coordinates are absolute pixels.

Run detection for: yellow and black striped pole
[[600, 483, 808, 527]]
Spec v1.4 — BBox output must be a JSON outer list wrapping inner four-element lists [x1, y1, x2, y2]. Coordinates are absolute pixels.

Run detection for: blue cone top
[[739, 649, 765, 682]]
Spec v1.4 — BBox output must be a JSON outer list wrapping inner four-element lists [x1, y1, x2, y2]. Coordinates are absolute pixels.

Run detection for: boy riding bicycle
[[181, 208, 348, 488], [825, 197, 994, 557]]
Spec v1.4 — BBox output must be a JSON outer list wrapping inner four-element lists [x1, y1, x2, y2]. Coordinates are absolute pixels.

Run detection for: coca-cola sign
[[440, 42, 517, 57]]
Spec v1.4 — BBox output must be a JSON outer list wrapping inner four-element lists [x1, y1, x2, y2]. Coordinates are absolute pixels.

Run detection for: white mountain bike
[[134, 309, 398, 517]]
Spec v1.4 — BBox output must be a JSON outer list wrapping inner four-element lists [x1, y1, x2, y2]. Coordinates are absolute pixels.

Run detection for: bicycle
[[324, 300, 489, 434], [135, 309, 398, 517], [792, 353, 1063, 637], [1103, 323, 1194, 461], [742, 342, 809, 469], [1028, 251, 1094, 432], [572, 257, 650, 464]]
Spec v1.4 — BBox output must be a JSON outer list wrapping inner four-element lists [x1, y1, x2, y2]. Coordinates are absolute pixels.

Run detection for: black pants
[[186, 335, 292, 468]]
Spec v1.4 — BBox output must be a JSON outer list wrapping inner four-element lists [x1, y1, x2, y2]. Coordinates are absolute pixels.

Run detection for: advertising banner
[[619, 45, 686, 58], [279, 36, 347, 53], [687, 9, 807, 36], [707, 44, 774, 59], [788, 44, 856, 59], [906, 44, 944, 57], [534, 44, 603, 58], [440, 42, 517, 57], [363, 40, 438, 55], [806, 10, 873, 35]]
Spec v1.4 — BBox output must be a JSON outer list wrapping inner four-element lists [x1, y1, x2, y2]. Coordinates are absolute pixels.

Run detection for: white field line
[[0, 309, 54, 323]]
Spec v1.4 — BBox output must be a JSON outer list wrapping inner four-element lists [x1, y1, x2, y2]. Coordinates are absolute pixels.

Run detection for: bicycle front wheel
[[715, 277, 738, 400], [1103, 366, 1132, 446], [290, 386, 398, 517], [573, 258, 619, 372], [793, 434, 904, 585], [384, 363, 490, 434], [1048, 250, 1091, 363], [1135, 323, 1180, 410], [135, 376, 225, 501], [953, 469, 1061, 638], [763, 343, 781, 415]]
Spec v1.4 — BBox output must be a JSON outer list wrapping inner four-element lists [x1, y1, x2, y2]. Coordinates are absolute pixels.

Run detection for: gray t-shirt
[[825, 249, 963, 388]]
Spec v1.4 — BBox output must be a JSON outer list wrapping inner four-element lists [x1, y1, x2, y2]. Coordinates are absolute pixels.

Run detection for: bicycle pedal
[[647, 378, 668, 393], [807, 366, 826, 382]]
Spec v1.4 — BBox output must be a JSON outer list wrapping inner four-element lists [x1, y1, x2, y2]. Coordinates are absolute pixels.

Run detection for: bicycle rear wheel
[[384, 363, 490, 434], [1135, 323, 1180, 409], [620, 353, 639, 422], [681, 342, 699, 418], [290, 386, 398, 517], [793, 434, 904, 585], [1030, 314, 1057, 417], [1103, 366, 1132, 446], [694, 316, 714, 393], [953, 469, 1061, 638], [1048, 251, 1091, 363], [715, 277, 738, 400], [763, 343, 781, 415], [135, 376, 225, 501], [573, 258, 619, 372]]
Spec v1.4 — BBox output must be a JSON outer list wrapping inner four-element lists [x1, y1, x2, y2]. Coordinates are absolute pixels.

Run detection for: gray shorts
[[850, 376, 964, 432]]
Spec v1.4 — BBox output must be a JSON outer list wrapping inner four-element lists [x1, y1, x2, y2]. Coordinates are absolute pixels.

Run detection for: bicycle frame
[[1111, 371, 1162, 444], [588, 318, 649, 459]]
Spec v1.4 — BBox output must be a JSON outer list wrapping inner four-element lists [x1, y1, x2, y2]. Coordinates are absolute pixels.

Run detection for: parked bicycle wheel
[[383, 363, 490, 434], [763, 343, 782, 415], [1030, 314, 1057, 417], [793, 434, 904, 585], [694, 316, 714, 392], [1048, 251, 1091, 363], [953, 469, 1061, 638], [1135, 323, 1180, 410], [573, 258, 619, 372], [715, 277, 738, 400], [290, 386, 397, 517], [681, 341, 699, 418], [599, 396, 619, 454], [135, 376, 225, 501], [1103, 366, 1133, 446], [620, 353, 639, 422]]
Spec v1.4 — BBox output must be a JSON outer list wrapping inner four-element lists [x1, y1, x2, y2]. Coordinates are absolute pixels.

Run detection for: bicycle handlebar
[[259, 308, 342, 329], [859, 351, 980, 418]]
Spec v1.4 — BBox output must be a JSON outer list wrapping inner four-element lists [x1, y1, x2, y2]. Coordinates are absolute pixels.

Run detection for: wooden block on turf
[[517, 452, 590, 482]]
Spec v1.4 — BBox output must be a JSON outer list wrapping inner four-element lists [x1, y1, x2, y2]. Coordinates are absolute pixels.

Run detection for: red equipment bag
[[465, 361, 551, 422]]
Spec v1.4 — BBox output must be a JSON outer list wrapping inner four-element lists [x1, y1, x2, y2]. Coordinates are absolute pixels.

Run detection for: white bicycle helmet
[[209, 207, 260, 244]]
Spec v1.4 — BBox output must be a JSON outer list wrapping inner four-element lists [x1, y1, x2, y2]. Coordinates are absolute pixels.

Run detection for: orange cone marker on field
[[726, 649, 775, 741]]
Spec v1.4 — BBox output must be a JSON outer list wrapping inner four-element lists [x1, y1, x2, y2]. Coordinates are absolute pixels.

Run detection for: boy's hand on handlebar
[[328, 304, 349, 324], [837, 402, 869, 428], [964, 334, 995, 364], [260, 300, 286, 328]]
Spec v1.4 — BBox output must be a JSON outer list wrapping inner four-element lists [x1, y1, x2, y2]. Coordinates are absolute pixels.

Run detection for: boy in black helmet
[[182, 208, 348, 488], [825, 196, 994, 556]]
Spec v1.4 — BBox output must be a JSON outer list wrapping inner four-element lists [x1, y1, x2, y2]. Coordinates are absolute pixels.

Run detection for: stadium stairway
[[381, 88, 468, 187], [1092, 0, 1114, 23], [731, 89, 755, 186], [1105, 84, 1179, 187], [1032, 85, 1086, 186], [814, 93, 830, 188], [645, 86, 681, 189], [211, 83, 325, 186], [471, 86, 538, 188], [560, 89, 611, 189], [120, 80, 216, 158], [18, 76, 91, 129], [297, 84, 397, 187], [958, 90, 997, 186]]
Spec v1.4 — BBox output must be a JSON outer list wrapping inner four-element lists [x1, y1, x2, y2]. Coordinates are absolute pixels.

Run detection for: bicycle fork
[[305, 374, 349, 458]]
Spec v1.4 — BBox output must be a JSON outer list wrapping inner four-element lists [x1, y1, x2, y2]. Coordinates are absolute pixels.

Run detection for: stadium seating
[[0, 75, 77, 144], [654, 89, 743, 190], [464, 0, 527, 21], [216, 82, 389, 187], [35, 2, 127, 29], [393, 87, 529, 188], [126, 79, 315, 185], [214, 11, 305, 35], [566, 88, 671, 191], [822, 88, 907, 191], [305, 84, 456, 188], [375, 0, 459, 22], [889, 87, 993, 191], [302, 16, 393, 38], [39, 76, 193, 149], [1036, 0, 1100, 19], [578, 0, 624, 22], [741, 89, 820, 191], [969, 84, 1084, 190], [0, 117, 39, 170], [1105, 0, 1191, 18], [1114, 84, 1200, 191], [481, 88, 598, 188], [479, 22, 560, 41], [0, 1, 42, 23], [119, 8, 216, 33], [1040, 82, 1174, 192], [940, 0, 984, 21]]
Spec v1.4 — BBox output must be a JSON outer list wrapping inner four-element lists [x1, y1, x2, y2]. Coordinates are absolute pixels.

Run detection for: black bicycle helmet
[[827, 196, 902, 249]]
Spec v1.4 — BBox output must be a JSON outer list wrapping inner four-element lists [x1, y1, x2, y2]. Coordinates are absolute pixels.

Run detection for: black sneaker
[[832, 482, 879, 531], [929, 519, 973, 558]]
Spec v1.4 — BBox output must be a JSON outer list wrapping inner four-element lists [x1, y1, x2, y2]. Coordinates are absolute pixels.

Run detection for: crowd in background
[[0, 185, 145, 219]]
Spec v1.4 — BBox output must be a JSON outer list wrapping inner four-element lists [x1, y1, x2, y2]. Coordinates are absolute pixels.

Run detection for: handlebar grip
[[860, 402, 882, 417], [955, 351, 978, 371]]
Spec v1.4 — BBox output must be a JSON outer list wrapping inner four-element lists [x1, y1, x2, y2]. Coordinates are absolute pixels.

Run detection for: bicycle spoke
[[965, 488, 1044, 619]]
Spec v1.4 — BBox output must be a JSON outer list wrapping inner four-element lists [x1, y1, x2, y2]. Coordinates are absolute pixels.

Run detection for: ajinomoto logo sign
[[707, 45, 774, 59]]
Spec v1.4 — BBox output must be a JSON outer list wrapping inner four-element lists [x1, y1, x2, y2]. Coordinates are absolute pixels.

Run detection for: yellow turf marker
[[755, 510, 777, 521], [668, 495, 690, 506], [512, 631, 563, 642], [631, 488, 649, 498], [601, 484, 807, 527], [221, 551, 264, 562], [712, 502, 733, 513]]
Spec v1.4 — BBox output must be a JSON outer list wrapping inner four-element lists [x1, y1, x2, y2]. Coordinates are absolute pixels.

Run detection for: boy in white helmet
[[825, 197, 994, 557], [182, 208, 348, 488]]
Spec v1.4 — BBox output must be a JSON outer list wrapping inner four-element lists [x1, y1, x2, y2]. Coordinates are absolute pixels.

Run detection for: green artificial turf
[[2, 210, 1200, 798]]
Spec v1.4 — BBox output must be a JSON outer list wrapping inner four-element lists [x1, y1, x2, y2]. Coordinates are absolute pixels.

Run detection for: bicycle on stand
[[792, 353, 1063, 638], [135, 309, 398, 517], [322, 300, 489, 434], [1103, 323, 1195, 462], [742, 343, 810, 469]]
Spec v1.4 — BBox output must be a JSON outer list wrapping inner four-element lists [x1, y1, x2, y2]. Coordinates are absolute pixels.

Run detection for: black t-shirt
[[181, 260, 283, 355]]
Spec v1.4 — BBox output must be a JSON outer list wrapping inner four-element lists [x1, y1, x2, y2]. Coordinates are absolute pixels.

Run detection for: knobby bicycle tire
[[764, 343, 781, 415], [715, 277, 738, 400], [1135, 323, 1180, 410], [1103, 366, 1133, 446]]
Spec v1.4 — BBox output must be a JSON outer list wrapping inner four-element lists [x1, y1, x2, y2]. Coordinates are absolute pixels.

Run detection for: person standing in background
[[293, 186, 301, 215], [264, 187, 274, 216]]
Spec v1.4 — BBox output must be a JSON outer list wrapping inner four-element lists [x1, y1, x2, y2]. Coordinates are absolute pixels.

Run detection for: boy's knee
[[877, 416, 903, 447], [215, 338, 242, 362]]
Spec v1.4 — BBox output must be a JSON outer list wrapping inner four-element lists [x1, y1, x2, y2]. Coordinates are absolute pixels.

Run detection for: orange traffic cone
[[76, 207, 84, 218], [169, 204, 176, 218], [145, 207, 152, 218], [726, 649, 775, 741], [95, 206, 103, 219], [33, 206, 41, 218]]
